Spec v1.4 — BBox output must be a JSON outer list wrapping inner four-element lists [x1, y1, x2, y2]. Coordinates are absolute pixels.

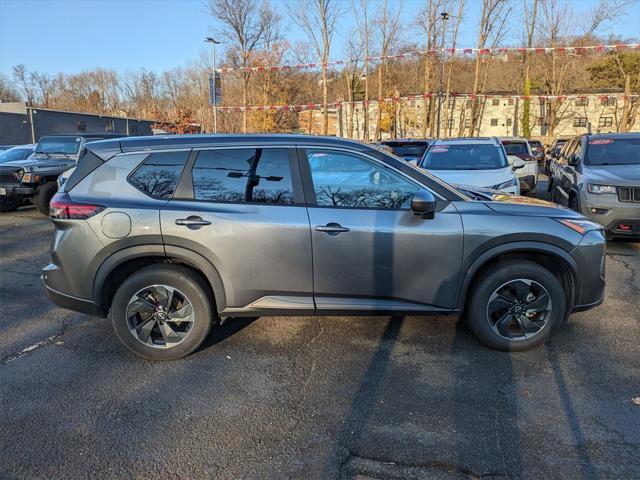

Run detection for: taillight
[[49, 193, 105, 219]]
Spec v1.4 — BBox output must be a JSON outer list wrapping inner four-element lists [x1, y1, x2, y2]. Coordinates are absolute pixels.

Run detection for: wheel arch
[[456, 242, 578, 313], [93, 244, 227, 316]]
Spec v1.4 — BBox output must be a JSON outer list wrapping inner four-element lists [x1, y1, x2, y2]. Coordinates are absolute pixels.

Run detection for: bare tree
[[207, 0, 280, 133], [289, 0, 341, 135], [372, 0, 402, 140], [521, 0, 538, 138]]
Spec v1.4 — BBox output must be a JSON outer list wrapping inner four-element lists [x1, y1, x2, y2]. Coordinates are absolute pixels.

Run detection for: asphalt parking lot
[[1, 180, 639, 480]]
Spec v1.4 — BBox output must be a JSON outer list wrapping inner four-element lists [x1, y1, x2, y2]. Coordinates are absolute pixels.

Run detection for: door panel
[[301, 147, 464, 312], [308, 204, 464, 311], [161, 202, 313, 314]]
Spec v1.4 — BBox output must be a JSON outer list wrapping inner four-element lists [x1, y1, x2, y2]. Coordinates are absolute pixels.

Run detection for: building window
[[466, 99, 473, 108], [575, 97, 589, 107], [464, 118, 471, 128], [130, 125, 139, 135], [448, 98, 456, 109], [492, 98, 500, 106], [106, 119, 115, 131], [77, 121, 87, 132], [598, 116, 613, 127], [490, 118, 498, 126], [573, 117, 588, 127], [447, 119, 455, 129], [506, 118, 512, 127], [601, 97, 616, 106], [507, 98, 514, 106]]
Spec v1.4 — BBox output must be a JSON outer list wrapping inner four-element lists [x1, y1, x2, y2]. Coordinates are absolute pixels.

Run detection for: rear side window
[[128, 151, 189, 199], [192, 148, 295, 205]]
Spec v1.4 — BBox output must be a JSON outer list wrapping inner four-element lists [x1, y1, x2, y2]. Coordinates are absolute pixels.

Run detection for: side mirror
[[411, 189, 437, 219], [508, 155, 526, 170], [568, 154, 579, 166]]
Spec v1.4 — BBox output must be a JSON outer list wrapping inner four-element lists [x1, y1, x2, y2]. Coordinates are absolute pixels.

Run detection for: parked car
[[381, 139, 432, 165], [528, 139, 545, 165], [0, 133, 125, 214], [549, 132, 640, 239], [0, 144, 36, 164], [544, 137, 570, 173], [42, 134, 606, 360], [420, 137, 524, 195], [500, 137, 538, 195]]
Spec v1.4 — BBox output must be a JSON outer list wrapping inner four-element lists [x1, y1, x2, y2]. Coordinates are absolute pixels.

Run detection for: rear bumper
[[41, 269, 105, 318]]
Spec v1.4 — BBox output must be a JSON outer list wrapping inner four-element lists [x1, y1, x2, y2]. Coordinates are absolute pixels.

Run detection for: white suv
[[420, 137, 524, 195]]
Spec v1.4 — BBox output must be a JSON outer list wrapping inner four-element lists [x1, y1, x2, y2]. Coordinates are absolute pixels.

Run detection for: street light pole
[[436, 12, 449, 139], [205, 37, 220, 134]]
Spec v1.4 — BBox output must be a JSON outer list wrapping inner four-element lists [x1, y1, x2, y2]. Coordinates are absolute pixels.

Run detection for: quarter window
[[192, 148, 295, 205], [306, 149, 418, 210], [129, 151, 189, 199]]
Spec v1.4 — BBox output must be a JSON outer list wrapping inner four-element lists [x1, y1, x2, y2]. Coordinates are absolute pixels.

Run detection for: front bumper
[[570, 229, 607, 311], [0, 183, 37, 196], [579, 191, 640, 238]]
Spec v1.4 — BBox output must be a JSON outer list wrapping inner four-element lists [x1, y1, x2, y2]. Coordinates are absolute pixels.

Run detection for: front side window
[[306, 149, 418, 210], [192, 148, 295, 205], [128, 151, 189, 199]]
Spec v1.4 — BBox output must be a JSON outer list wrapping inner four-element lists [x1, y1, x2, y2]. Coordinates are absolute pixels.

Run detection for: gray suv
[[42, 134, 606, 360], [549, 133, 640, 239]]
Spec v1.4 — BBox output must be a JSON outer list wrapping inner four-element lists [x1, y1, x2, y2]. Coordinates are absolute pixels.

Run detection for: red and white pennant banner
[[216, 93, 638, 112], [217, 43, 640, 74]]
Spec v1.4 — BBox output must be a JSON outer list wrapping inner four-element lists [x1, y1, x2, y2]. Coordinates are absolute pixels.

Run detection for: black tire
[[466, 260, 566, 352], [569, 195, 580, 213], [0, 197, 21, 212], [34, 182, 58, 215], [550, 186, 561, 204], [110, 264, 214, 360]]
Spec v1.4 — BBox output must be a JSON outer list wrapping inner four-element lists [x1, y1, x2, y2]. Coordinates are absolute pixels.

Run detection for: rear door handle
[[175, 216, 211, 229], [315, 222, 350, 235]]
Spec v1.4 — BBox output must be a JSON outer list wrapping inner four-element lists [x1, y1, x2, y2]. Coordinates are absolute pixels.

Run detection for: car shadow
[[196, 316, 258, 353]]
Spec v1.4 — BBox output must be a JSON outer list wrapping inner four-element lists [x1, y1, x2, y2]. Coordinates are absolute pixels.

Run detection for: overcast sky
[[1, 0, 639, 78]]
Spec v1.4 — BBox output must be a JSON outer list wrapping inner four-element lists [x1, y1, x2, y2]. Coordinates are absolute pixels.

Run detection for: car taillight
[[49, 193, 105, 219]]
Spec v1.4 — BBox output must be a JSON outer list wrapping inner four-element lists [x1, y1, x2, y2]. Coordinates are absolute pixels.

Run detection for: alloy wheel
[[126, 285, 195, 349], [486, 279, 552, 341]]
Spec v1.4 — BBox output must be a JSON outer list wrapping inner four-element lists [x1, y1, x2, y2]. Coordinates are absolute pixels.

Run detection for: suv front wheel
[[466, 260, 566, 351], [110, 264, 214, 360]]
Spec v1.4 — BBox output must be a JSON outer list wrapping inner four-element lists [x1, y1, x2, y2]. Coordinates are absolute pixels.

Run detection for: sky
[[1, 0, 640, 78]]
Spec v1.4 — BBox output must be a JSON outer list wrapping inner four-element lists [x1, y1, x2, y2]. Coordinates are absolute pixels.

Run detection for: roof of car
[[86, 134, 377, 161], [39, 133, 127, 139], [583, 132, 640, 140], [432, 137, 500, 145], [499, 137, 528, 142], [381, 139, 432, 144]]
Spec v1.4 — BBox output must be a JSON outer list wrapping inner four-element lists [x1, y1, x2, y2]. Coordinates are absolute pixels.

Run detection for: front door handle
[[175, 216, 211, 229], [315, 222, 350, 235]]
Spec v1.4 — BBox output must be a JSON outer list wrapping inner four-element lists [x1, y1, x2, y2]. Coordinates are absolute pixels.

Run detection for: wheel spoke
[[158, 321, 185, 343], [488, 295, 513, 312], [128, 295, 156, 316], [169, 303, 194, 322], [515, 314, 540, 334], [510, 280, 531, 302], [136, 317, 156, 344], [526, 293, 550, 312], [495, 312, 514, 337], [153, 286, 171, 309]]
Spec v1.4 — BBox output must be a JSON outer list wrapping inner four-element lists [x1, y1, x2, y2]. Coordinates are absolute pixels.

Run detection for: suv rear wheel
[[0, 196, 21, 212], [110, 264, 214, 360], [466, 260, 565, 351], [34, 182, 58, 215]]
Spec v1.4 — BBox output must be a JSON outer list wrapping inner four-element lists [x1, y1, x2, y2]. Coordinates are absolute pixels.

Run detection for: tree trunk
[[242, 73, 248, 133], [375, 65, 383, 141], [321, 62, 328, 135], [620, 74, 631, 132]]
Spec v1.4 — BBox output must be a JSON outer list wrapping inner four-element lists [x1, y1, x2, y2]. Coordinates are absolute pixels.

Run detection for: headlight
[[493, 177, 518, 190], [555, 218, 603, 234], [587, 184, 616, 195]]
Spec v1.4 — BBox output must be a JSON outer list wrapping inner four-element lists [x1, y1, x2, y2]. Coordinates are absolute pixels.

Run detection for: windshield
[[585, 138, 640, 166], [0, 147, 33, 163], [502, 142, 529, 155], [385, 143, 429, 158], [36, 136, 82, 154], [422, 144, 508, 170]]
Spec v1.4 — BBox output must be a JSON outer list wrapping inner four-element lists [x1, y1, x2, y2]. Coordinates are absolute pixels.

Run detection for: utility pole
[[205, 37, 220, 133], [435, 12, 449, 138]]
